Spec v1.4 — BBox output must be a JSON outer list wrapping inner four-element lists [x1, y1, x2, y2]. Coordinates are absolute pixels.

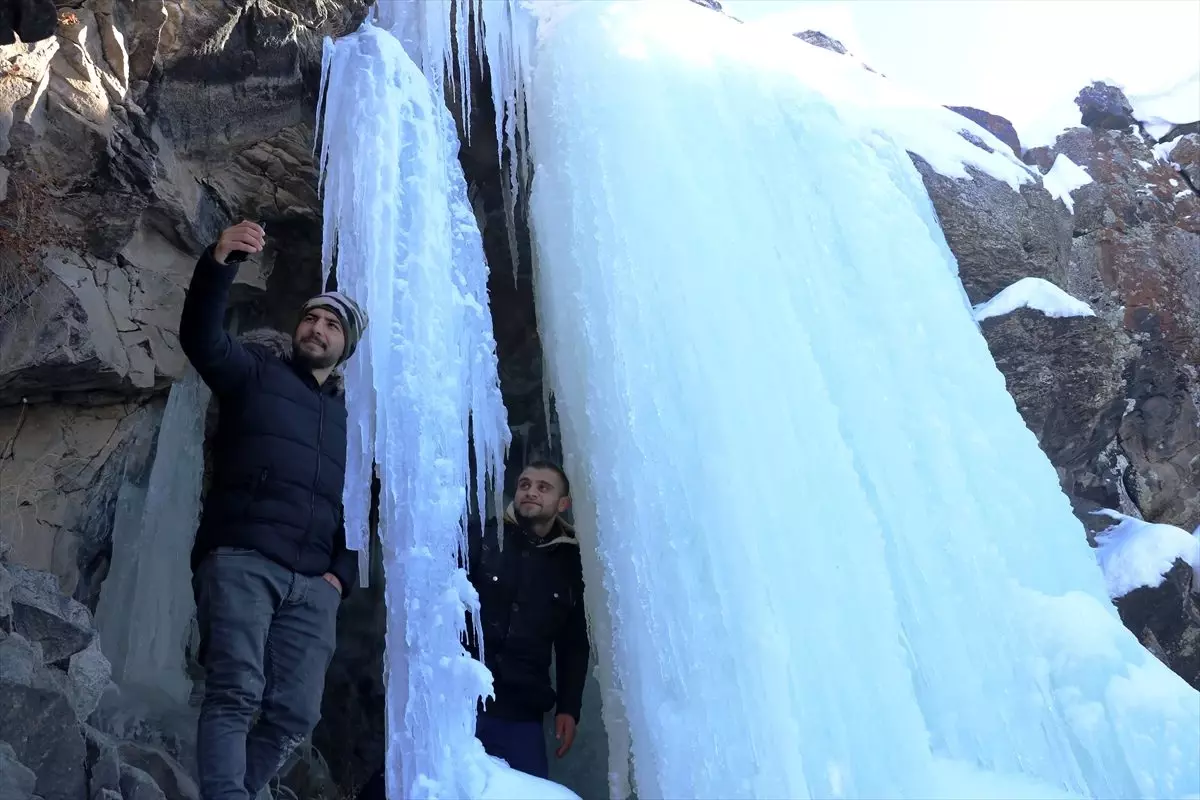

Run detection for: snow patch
[[1153, 138, 1183, 163], [972, 277, 1096, 322], [1128, 71, 1200, 140], [1041, 154, 1093, 212], [1092, 510, 1200, 599]]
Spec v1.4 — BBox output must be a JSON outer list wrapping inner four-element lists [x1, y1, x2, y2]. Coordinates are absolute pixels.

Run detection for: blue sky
[[721, 0, 1200, 145]]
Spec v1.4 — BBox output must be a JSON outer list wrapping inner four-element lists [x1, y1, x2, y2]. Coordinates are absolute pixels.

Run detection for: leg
[[476, 714, 549, 779], [195, 548, 285, 800], [243, 573, 340, 794]]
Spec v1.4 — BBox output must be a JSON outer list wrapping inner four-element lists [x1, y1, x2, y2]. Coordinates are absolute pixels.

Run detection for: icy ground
[[319, 1, 1200, 798]]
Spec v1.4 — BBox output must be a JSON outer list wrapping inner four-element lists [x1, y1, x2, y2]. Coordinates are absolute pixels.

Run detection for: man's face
[[514, 467, 569, 524], [293, 307, 345, 370]]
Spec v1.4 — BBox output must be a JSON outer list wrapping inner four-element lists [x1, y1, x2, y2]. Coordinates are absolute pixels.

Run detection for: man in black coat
[[181, 220, 368, 800], [353, 465, 590, 798], [467, 460, 591, 780]]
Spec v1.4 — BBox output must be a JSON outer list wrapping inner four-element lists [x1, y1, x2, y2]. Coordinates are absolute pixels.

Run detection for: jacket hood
[[239, 327, 345, 397], [503, 502, 578, 548]]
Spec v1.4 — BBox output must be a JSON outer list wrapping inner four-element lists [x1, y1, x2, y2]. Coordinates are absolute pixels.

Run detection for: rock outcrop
[[0, 556, 199, 800], [0, 0, 366, 600], [914, 81, 1200, 686]]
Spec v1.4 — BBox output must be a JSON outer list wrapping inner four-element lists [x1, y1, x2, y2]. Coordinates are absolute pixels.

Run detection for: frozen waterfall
[[321, 1, 1200, 799], [95, 367, 210, 709]]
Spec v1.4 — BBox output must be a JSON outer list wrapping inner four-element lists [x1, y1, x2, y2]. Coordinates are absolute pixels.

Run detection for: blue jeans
[[194, 547, 340, 800], [476, 713, 549, 779]]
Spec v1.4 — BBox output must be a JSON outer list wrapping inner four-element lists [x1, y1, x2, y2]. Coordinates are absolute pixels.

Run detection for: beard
[[514, 502, 556, 527], [293, 334, 340, 370]]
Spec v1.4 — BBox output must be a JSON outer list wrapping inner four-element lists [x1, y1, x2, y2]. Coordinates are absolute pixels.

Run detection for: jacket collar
[[502, 502, 578, 548]]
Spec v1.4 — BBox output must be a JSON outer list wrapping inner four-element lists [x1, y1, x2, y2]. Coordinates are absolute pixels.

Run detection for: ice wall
[[519, 3, 1200, 800], [95, 367, 210, 708], [317, 22, 524, 800]]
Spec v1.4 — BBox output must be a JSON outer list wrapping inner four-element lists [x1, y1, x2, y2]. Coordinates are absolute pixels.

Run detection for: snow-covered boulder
[[1075, 81, 1137, 130], [1092, 511, 1200, 688]]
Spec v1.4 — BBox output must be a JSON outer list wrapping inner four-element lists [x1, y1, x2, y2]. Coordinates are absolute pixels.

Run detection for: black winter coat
[[466, 508, 590, 722], [180, 248, 358, 596]]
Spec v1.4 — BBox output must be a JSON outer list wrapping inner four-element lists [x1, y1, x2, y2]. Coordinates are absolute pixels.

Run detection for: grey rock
[[83, 726, 122, 800], [1164, 133, 1200, 192], [118, 764, 165, 800], [947, 106, 1022, 157], [98, 791, 124, 800], [117, 743, 198, 800], [0, 741, 37, 800], [1113, 559, 1200, 687], [0, 562, 13, 625], [8, 564, 95, 663], [979, 308, 1129, 514], [1076, 81, 1137, 130], [67, 637, 113, 721], [794, 30, 848, 55], [910, 155, 1072, 304], [0, 633, 88, 800]]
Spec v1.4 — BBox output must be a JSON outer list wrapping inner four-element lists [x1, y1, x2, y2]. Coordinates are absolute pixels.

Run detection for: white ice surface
[[317, 22, 511, 800], [522, 2, 1199, 799], [320, 1, 1200, 798], [1041, 154, 1094, 213], [1093, 510, 1200, 599], [973, 277, 1096, 323], [95, 367, 209, 708]]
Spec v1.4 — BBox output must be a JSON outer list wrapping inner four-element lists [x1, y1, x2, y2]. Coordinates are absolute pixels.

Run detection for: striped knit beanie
[[301, 292, 369, 365]]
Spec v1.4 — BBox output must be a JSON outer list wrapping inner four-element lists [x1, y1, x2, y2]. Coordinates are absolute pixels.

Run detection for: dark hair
[[523, 460, 571, 497]]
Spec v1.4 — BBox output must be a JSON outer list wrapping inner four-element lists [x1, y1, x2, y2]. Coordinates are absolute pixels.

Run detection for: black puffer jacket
[[180, 247, 357, 596], [466, 507, 590, 722]]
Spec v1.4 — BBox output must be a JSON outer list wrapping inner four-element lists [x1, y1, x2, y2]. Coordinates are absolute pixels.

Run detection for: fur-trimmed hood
[[502, 502, 578, 548], [238, 327, 345, 396]]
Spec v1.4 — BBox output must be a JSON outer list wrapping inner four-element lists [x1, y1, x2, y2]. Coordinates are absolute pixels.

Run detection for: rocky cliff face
[[2, 5, 1198, 799]]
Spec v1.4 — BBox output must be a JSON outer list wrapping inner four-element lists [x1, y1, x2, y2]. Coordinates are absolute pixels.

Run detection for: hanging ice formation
[[95, 367, 210, 709], [316, 16, 521, 800], [320, 1, 1200, 799]]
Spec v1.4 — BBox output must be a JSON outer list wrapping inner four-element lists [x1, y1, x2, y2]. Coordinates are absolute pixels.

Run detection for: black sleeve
[[554, 560, 590, 722], [328, 512, 359, 599], [179, 246, 257, 394]]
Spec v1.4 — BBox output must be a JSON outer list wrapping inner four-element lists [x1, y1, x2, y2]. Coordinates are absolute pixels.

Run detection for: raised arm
[[179, 221, 265, 394]]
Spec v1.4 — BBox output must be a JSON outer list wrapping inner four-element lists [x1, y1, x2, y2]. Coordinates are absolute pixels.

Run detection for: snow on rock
[[972, 277, 1095, 322], [1153, 138, 1183, 163], [1128, 71, 1200, 140], [1040, 153, 1093, 212], [1093, 510, 1200, 599]]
